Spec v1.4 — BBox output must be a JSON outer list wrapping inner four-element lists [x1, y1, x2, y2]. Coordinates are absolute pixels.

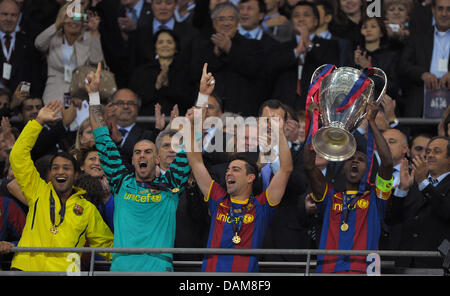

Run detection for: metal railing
[[0, 247, 444, 276], [135, 117, 442, 125]]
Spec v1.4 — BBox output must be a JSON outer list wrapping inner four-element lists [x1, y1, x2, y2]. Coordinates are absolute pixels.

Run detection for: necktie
[[4, 34, 11, 52], [118, 128, 128, 138], [159, 24, 168, 31], [296, 54, 303, 96], [244, 32, 251, 39]]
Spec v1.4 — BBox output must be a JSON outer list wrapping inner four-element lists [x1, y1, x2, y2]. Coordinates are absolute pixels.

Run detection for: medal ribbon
[[336, 67, 374, 112], [358, 124, 375, 195], [229, 196, 255, 240], [304, 64, 336, 148], [136, 180, 171, 192], [50, 192, 66, 229]]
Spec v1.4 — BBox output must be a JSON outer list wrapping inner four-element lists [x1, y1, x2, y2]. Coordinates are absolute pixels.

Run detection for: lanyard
[[229, 195, 255, 239], [50, 192, 66, 229], [1, 34, 14, 62]]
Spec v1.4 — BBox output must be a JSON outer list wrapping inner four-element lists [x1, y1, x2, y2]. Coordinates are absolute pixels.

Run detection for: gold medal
[[340, 222, 349, 232], [232, 234, 241, 244], [50, 226, 58, 234]]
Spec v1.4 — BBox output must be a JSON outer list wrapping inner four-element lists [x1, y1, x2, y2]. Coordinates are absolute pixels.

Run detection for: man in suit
[[190, 2, 265, 116], [386, 136, 450, 269], [106, 88, 157, 166], [238, 0, 284, 106], [399, 0, 450, 117], [314, 0, 353, 67], [93, 0, 152, 88], [131, 0, 199, 67], [118, 0, 153, 32], [270, 1, 340, 111], [0, 0, 42, 97]]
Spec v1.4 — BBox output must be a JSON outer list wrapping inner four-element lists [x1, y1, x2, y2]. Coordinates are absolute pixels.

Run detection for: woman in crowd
[[353, 17, 400, 99], [74, 146, 114, 231], [34, 2, 104, 105], [129, 29, 193, 116], [383, 0, 413, 49], [330, 0, 367, 47]]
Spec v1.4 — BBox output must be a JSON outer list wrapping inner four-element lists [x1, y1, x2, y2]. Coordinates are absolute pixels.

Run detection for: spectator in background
[[271, 1, 339, 111], [329, 0, 367, 47], [410, 133, 432, 160], [74, 146, 114, 231], [129, 29, 194, 116], [386, 136, 450, 269], [0, 0, 43, 98], [131, 0, 199, 67], [0, 194, 25, 270], [399, 0, 450, 118], [175, 0, 196, 24], [103, 88, 157, 167], [190, 2, 265, 116], [0, 88, 10, 118], [261, 0, 293, 42], [354, 17, 401, 99], [35, 2, 104, 105], [314, 0, 353, 67], [383, 128, 410, 188], [238, 0, 284, 113], [73, 118, 95, 150], [117, 0, 153, 34], [383, 0, 414, 49]]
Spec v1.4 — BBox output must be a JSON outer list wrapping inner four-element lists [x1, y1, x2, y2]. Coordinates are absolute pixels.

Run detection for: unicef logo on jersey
[[123, 192, 162, 203], [216, 213, 255, 224]]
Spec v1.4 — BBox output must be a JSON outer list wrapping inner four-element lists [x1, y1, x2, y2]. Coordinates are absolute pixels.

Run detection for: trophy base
[[312, 127, 356, 162]]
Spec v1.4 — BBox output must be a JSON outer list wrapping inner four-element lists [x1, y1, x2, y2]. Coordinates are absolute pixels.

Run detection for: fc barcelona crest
[[73, 204, 84, 216]]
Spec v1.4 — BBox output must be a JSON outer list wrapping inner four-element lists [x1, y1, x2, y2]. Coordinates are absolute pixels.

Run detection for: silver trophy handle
[[354, 67, 388, 125], [310, 64, 333, 84], [371, 67, 388, 103]]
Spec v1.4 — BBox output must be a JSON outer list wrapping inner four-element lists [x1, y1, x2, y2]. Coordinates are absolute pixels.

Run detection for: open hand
[[35, 100, 63, 126]]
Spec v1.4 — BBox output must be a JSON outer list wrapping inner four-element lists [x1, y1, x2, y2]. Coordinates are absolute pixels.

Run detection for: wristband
[[196, 92, 208, 107], [89, 92, 101, 105], [376, 174, 393, 192]]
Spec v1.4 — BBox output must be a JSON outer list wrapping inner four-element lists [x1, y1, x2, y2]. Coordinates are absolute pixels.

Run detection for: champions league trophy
[[309, 65, 387, 162]]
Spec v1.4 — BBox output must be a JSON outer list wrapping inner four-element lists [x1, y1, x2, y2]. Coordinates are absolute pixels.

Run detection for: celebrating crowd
[[0, 0, 449, 274]]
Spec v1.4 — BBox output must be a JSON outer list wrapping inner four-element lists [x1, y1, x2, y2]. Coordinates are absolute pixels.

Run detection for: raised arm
[[366, 101, 393, 180], [9, 101, 63, 203], [86, 63, 106, 130], [265, 118, 293, 205], [182, 63, 215, 196], [85, 63, 129, 193]]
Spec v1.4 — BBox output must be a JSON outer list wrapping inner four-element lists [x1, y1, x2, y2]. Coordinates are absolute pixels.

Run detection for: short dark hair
[[292, 1, 320, 27], [258, 99, 287, 119], [228, 153, 258, 177], [49, 150, 80, 173], [20, 97, 42, 114], [315, 0, 335, 17], [239, 0, 267, 14]]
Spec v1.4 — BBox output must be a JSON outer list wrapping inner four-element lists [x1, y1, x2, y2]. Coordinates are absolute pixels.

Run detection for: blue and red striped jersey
[[201, 181, 275, 272], [314, 184, 390, 273], [0, 196, 25, 242]]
